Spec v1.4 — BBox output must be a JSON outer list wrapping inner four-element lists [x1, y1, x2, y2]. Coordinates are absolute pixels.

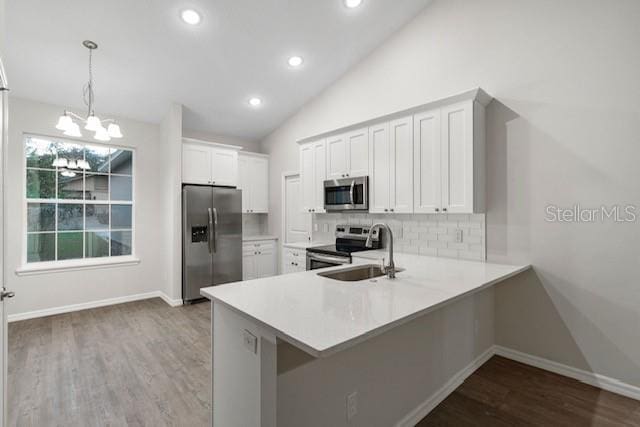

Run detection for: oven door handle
[[349, 180, 355, 205], [308, 253, 351, 265]]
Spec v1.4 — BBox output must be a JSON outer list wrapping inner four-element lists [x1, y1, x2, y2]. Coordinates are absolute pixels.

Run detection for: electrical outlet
[[243, 330, 257, 354], [455, 229, 464, 243], [323, 223, 329, 232], [346, 391, 358, 422], [313, 223, 319, 232]]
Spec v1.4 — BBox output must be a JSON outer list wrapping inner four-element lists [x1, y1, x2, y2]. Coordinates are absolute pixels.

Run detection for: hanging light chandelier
[[55, 40, 123, 141]]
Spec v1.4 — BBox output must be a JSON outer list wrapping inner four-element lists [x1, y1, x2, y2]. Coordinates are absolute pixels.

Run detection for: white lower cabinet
[[282, 247, 306, 274], [243, 240, 277, 280]]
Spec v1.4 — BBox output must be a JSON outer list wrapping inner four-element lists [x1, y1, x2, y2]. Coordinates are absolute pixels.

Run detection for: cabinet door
[[242, 246, 257, 280], [250, 157, 269, 213], [390, 116, 414, 213], [414, 109, 442, 213], [441, 101, 474, 213], [182, 143, 212, 184], [211, 148, 238, 187], [347, 128, 369, 177], [256, 246, 277, 278], [299, 143, 315, 213], [368, 123, 390, 213], [312, 140, 326, 212], [326, 134, 347, 179], [238, 155, 252, 212]]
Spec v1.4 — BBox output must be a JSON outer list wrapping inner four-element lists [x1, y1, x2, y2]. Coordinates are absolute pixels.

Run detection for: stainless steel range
[[306, 224, 382, 270]]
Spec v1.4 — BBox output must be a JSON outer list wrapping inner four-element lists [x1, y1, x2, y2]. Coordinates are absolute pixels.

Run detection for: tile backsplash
[[243, 213, 268, 236], [313, 213, 486, 261]]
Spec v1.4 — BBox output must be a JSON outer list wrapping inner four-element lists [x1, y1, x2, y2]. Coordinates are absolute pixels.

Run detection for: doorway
[[282, 173, 310, 244]]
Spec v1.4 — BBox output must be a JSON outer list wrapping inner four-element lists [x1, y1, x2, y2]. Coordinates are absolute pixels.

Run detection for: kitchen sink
[[318, 264, 403, 282]]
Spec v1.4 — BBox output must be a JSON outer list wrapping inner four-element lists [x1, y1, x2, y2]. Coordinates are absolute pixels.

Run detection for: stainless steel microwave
[[323, 176, 368, 211]]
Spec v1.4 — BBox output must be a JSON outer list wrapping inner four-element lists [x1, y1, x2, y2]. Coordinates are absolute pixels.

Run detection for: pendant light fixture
[[55, 40, 123, 141]]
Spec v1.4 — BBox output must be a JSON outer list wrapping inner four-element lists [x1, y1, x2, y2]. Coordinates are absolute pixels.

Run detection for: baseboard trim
[[494, 345, 640, 401], [8, 291, 183, 322], [396, 346, 495, 427]]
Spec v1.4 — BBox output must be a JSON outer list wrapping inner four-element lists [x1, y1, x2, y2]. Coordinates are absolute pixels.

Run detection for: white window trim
[[16, 256, 141, 276], [21, 133, 137, 272]]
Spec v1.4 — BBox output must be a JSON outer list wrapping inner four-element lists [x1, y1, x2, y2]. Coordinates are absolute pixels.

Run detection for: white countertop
[[201, 253, 530, 358], [242, 235, 278, 242], [282, 241, 331, 249]]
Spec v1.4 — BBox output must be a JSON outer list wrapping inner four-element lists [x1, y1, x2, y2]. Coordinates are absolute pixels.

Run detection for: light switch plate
[[455, 229, 464, 243], [243, 330, 257, 354]]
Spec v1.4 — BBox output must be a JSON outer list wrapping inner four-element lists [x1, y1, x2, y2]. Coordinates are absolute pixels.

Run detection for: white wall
[[5, 97, 171, 315], [261, 0, 640, 388], [182, 128, 263, 154]]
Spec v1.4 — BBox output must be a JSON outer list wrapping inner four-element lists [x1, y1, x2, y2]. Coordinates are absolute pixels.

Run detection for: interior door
[[211, 188, 242, 285], [0, 57, 10, 427], [284, 174, 309, 243]]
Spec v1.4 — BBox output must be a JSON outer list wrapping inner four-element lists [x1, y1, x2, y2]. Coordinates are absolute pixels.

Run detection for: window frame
[[20, 133, 138, 273]]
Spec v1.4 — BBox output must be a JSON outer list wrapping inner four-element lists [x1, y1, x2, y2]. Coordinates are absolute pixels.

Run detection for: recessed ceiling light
[[248, 97, 262, 107], [344, 0, 363, 8], [288, 56, 304, 68], [181, 9, 201, 25]]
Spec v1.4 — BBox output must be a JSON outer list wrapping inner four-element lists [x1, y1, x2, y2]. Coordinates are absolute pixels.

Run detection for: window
[[25, 135, 134, 264]]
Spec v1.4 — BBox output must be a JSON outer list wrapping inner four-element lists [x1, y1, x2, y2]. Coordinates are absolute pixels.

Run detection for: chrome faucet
[[365, 223, 396, 279]]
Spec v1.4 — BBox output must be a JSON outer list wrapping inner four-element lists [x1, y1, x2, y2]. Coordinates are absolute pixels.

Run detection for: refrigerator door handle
[[207, 208, 214, 254], [212, 208, 218, 253]]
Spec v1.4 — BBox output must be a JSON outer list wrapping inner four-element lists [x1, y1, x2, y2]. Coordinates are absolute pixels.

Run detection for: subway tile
[[448, 242, 469, 250], [428, 240, 448, 249], [419, 247, 438, 256], [459, 251, 484, 261], [429, 227, 448, 234], [438, 233, 456, 242]]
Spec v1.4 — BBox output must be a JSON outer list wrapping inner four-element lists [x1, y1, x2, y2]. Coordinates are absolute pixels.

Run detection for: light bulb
[[107, 123, 123, 138], [63, 122, 82, 137], [344, 0, 363, 8], [56, 114, 73, 131], [85, 115, 101, 131], [94, 126, 111, 141], [288, 56, 303, 68]]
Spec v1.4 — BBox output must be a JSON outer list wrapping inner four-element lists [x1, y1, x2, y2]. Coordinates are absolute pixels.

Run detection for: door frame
[[0, 54, 9, 427], [281, 171, 310, 272]]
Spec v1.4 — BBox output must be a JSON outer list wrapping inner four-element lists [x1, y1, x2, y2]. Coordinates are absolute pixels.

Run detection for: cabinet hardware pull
[[443, 208, 447, 212], [435, 208, 440, 212], [384, 209, 388, 212]]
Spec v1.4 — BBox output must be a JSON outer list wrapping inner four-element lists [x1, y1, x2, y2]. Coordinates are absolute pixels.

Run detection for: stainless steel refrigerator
[[182, 185, 242, 303]]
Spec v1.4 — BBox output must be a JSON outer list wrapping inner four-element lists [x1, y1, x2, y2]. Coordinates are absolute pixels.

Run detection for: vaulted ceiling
[[5, 0, 431, 141]]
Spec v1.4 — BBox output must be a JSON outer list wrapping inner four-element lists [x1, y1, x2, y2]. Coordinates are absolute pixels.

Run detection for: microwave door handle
[[350, 180, 355, 205], [207, 208, 214, 254]]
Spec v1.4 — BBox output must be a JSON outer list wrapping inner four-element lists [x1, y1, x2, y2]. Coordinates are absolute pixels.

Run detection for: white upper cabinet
[[414, 109, 442, 213], [414, 100, 485, 214], [389, 116, 414, 213], [182, 141, 238, 187], [238, 153, 269, 213], [346, 127, 369, 177], [369, 117, 414, 214], [326, 128, 369, 179], [182, 143, 213, 185], [368, 123, 390, 213], [299, 139, 326, 213], [326, 134, 347, 179]]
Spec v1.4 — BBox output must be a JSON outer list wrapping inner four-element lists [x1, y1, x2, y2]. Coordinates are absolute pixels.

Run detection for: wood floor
[[8, 298, 211, 427], [419, 356, 640, 426], [8, 299, 640, 426]]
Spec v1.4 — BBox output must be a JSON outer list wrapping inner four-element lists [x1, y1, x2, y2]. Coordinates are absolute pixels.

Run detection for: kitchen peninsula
[[201, 252, 529, 426]]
